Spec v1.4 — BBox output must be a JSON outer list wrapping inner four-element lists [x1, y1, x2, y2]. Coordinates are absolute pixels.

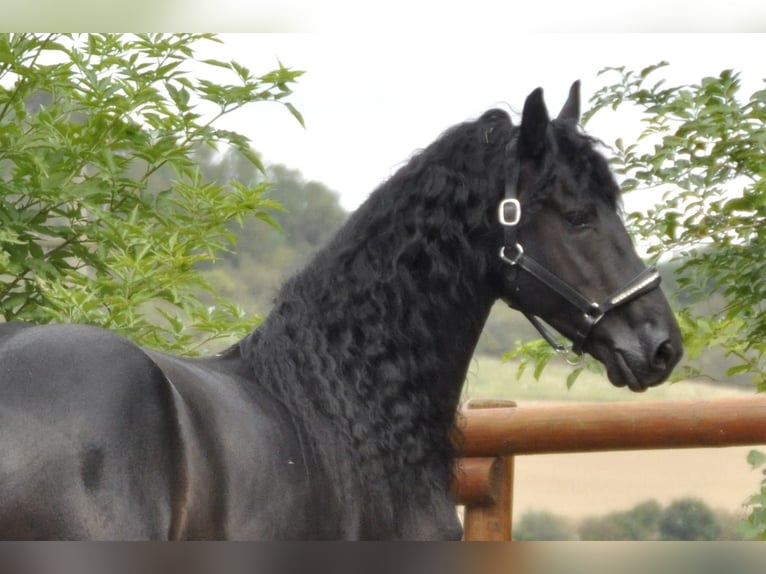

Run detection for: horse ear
[[520, 87, 550, 159], [557, 80, 581, 124]]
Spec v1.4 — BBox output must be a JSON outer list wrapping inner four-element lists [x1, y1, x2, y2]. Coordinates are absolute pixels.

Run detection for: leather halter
[[499, 140, 662, 362]]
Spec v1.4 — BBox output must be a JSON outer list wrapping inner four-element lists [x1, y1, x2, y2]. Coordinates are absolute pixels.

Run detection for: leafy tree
[[0, 33, 303, 352], [579, 514, 631, 541], [517, 500, 740, 542], [628, 499, 664, 535], [585, 62, 766, 538], [579, 499, 662, 540], [513, 509, 575, 540], [658, 498, 722, 541]]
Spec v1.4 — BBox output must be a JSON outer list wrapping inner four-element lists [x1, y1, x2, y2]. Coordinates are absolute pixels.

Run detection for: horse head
[[493, 82, 683, 391]]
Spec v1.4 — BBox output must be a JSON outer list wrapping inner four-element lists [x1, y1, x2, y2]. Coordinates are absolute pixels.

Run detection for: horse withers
[[0, 82, 682, 540]]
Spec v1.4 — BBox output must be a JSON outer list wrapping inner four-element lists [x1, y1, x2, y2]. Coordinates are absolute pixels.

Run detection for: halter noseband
[[499, 140, 662, 363]]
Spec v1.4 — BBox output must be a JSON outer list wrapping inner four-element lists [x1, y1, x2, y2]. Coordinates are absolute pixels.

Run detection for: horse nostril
[[653, 339, 676, 370]]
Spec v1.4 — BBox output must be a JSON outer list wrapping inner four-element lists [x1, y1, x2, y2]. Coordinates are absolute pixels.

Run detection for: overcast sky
[[201, 33, 764, 213]]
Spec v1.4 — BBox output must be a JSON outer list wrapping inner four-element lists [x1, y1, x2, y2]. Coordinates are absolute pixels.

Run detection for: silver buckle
[[498, 198, 521, 226], [499, 243, 524, 266]]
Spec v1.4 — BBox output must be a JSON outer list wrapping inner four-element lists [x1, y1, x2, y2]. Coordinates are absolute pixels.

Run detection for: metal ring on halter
[[499, 243, 524, 266], [558, 347, 584, 367]]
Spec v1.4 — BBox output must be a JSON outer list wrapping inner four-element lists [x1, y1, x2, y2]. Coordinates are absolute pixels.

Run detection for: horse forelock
[[550, 120, 623, 210]]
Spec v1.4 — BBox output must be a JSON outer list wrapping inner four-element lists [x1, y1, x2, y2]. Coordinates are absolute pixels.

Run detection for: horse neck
[[246, 170, 499, 448], [270, 213, 494, 414], [247, 114, 510, 426]]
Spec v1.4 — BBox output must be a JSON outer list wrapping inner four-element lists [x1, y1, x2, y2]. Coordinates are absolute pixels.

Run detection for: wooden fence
[[451, 395, 766, 541]]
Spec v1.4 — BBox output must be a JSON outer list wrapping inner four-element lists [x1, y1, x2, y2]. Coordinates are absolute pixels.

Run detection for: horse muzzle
[[588, 320, 683, 392]]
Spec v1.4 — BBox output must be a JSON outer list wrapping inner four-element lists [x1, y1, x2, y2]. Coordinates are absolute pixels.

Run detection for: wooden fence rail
[[452, 395, 766, 541]]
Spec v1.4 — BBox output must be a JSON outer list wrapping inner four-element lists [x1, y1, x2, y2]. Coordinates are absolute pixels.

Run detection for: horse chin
[[606, 350, 649, 392], [589, 343, 663, 393]]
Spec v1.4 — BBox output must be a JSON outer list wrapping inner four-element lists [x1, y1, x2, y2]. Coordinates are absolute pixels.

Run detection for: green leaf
[[283, 102, 305, 128], [239, 146, 266, 174], [1, 292, 28, 312], [747, 450, 766, 470], [565, 367, 583, 389], [230, 60, 251, 81], [640, 61, 669, 79], [201, 58, 231, 69], [725, 364, 751, 377]]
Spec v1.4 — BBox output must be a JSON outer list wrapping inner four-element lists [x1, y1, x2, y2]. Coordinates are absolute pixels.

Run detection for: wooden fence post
[[457, 400, 517, 541]]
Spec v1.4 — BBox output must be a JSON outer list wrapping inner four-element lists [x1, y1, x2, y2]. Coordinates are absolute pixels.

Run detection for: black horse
[[0, 83, 682, 540]]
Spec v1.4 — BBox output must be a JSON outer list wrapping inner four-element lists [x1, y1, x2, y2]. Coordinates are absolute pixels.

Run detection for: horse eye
[[563, 209, 595, 228]]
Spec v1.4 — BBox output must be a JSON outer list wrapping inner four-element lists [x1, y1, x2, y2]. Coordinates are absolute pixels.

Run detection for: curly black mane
[[240, 109, 514, 534]]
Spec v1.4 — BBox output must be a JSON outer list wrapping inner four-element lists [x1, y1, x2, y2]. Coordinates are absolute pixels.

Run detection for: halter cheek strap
[[499, 141, 662, 361]]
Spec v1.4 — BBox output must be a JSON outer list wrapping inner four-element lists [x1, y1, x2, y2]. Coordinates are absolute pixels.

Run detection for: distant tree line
[[195, 149, 347, 316], [513, 497, 743, 541]]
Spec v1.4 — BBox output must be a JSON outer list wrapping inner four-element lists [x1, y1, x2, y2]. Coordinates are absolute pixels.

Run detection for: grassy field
[[460, 355, 762, 530], [461, 354, 753, 403]]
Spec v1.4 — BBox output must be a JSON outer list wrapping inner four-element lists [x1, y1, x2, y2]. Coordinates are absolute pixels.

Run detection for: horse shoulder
[[146, 350, 337, 539]]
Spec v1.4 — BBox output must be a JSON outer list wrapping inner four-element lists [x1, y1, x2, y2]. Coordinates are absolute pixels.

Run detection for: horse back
[[0, 323, 340, 539]]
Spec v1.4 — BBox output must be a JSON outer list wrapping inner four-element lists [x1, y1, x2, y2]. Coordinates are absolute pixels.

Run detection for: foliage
[[503, 337, 604, 389], [740, 450, 766, 540], [658, 497, 722, 541], [0, 33, 303, 352], [579, 499, 662, 540], [513, 510, 576, 541], [585, 61, 766, 535], [586, 62, 766, 390], [515, 498, 738, 541]]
